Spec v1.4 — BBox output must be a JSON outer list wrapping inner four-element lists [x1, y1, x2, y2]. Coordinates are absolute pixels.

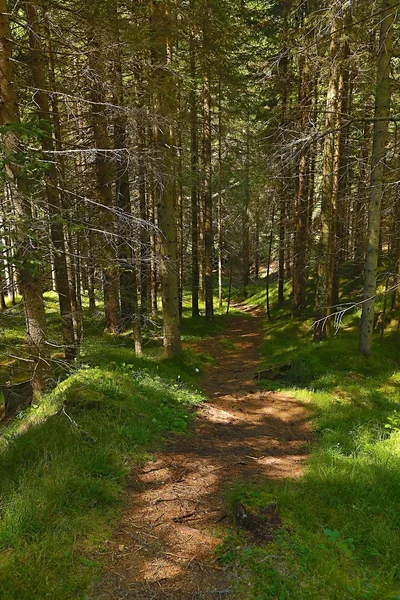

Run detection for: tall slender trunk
[[199, 192, 205, 304], [148, 175, 159, 318], [217, 80, 223, 308], [354, 99, 373, 274], [138, 110, 150, 320], [0, 0, 51, 398], [202, 71, 214, 321], [190, 20, 200, 317], [113, 6, 142, 352], [359, 0, 395, 357], [114, 51, 135, 326], [293, 52, 312, 311], [151, 1, 181, 356], [25, 1, 76, 360], [254, 199, 260, 281], [42, 1, 82, 347], [314, 11, 342, 341], [115, 117, 137, 330], [177, 123, 184, 317], [88, 31, 121, 334], [87, 230, 96, 310], [278, 195, 286, 306], [277, 51, 289, 307], [306, 136, 317, 283], [242, 122, 250, 290], [329, 4, 351, 309], [0, 218, 8, 309], [266, 205, 275, 321]]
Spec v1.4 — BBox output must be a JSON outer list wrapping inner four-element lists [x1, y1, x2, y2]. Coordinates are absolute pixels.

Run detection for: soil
[[91, 307, 313, 600]]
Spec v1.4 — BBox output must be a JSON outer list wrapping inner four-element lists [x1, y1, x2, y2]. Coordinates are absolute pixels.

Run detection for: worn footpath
[[92, 307, 312, 599]]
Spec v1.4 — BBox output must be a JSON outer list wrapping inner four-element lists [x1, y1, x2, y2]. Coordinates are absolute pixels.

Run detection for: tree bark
[[217, 80, 223, 308], [112, 6, 142, 353], [242, 122, 250, 291], [88, 30, 121, 334], [25, 1, 76, 361], [277, 51, 289, 307], [203, 71, 214, 321], [148, 175, 159, 318], [201, 1, 214, 322], [293, 52, 312, 311], [0, 0, 52, 398], [354, 99, 373, 274], [329, 4, 351, 310], [190, 19, 200, 317], [177, 125, 184, 317], [266, 205, 275, 321], [151, 0, 181, 356], [42, 1, 82, 347], [137, 109, 150, 320], [314, 11, 341, 341], [359, 0, 395, 357]]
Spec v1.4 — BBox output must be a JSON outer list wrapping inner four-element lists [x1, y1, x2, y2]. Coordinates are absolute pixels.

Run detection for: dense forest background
[[3, 2, 400, 599], [0, 0, 398, 394]]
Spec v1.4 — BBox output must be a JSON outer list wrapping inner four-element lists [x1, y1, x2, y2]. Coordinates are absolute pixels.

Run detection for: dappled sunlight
[[94, 310, 312, 599]]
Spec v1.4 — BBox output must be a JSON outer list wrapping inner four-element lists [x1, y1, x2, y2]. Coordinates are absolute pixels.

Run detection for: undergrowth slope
[[0, 298, 217, 600], [219, 279, 400, 599]]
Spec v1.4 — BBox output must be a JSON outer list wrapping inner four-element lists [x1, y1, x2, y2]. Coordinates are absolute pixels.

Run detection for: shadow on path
[[92, 308, 313, 599]]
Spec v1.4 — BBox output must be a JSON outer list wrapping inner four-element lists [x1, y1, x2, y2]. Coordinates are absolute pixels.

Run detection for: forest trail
[[92, 308, 312, 599]]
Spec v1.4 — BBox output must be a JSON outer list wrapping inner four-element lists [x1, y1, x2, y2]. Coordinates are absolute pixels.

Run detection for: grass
[[0, 364, 206, 599], [0, 291, 226, 600], [217, 276, 400, 599], [3, 273, 400, 598]]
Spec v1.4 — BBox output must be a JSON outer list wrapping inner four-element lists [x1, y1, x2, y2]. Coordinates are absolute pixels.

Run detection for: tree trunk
[[25, 1, 76, 360], [329, 4, 351, 309], [277, 52, 289, 307], [203, 71, 214, 321], [148, 176, 159, 318], [151, 1, 181, 356], [293, 52, 312, 311], [278, 195, 286, 306], [217, 80, 223, 308], [87, 231, 97, 311], [354, 99, 373, 274], [314, 11, 342, 341], [138, 120, 150, 320], [88, 31, 121, 334], [115, 102, 135, 327], [359, 0, 395, 357], [42, 0, 82, 348], [113, 7, 142, 353], [177, 126, 184, 317], [242, 122, 250, 290], [266, 206, 275, 321], [190, 23, 200, 318], [0, 0, 52, 398]]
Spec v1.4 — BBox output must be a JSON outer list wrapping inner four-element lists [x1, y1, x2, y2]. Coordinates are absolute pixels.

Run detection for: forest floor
[[91, 306, 313, 600], [3, 280, 400, 599]]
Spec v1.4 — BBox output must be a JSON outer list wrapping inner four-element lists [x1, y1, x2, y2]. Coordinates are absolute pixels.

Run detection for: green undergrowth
[[0, 292, 69, 386], [0, 295, 222, 599], [219, 280, 400, 599], [0, 362, 205, 599]]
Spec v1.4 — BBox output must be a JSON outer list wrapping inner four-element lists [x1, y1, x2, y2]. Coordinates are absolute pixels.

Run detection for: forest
[[1, 0, 400, 598]]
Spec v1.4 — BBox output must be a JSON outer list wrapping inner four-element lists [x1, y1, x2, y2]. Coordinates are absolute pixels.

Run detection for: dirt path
[[92, 308, 312, 600]]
